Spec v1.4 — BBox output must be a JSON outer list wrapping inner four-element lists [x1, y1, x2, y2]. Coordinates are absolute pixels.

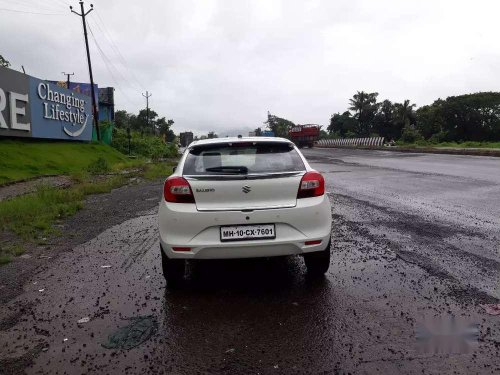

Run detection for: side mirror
[[172, 166, 177, 172]]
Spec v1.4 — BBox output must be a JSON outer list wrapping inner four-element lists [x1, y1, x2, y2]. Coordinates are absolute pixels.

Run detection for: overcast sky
[[1, 0, 500, 135]]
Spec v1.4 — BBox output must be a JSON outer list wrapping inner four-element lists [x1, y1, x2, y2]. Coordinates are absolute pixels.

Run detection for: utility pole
[[142, 91, 152, 134], [70, 1, 100, 141], [62, 72, 74, 89]]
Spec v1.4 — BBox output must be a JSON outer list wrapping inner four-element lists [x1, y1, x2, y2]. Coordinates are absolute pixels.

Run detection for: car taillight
[[297, 171, 325, 199], [163, 176, 195, 203]]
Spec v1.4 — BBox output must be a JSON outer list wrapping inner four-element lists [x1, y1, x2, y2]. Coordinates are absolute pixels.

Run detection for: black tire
[[161, 247, 185, 286], [304, 240, 331, 276]]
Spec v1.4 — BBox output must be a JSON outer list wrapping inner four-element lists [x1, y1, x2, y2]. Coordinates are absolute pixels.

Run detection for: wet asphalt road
[[1, 148, 500, 374]]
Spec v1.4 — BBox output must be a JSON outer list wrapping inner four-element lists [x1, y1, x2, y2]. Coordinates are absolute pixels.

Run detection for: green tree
[[0, 54, 10, 68], [373, 100, 396, 140], [348, 91, 379, 136], [134, 108, 159, 133], [394, 99, 416, 128], [114, 110, 131, 128], [264, 111, 295, 138], [416, 93, 500, 142], [415, 103, 445, 140], [385, 99, 417, 140], [447, 92, 500, 141], [157, 117, 175, 141], [328, 111, 357, 137]]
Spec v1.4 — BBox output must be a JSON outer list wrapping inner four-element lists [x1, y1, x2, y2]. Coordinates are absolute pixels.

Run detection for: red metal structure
[[289, 124, 321, 148]]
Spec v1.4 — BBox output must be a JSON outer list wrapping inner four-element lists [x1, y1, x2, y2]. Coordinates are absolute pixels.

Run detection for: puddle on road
[[102, 315, 157, 350]]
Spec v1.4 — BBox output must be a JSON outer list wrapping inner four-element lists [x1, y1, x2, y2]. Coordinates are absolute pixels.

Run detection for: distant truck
[[289, 124, 321, 148], [261, 130, 275, 137]]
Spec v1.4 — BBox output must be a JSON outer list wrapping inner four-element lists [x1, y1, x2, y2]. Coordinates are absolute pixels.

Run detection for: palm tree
[[394, 99, 416, 128], [348, 91, 377, 118], [348, 91, 379, 136]]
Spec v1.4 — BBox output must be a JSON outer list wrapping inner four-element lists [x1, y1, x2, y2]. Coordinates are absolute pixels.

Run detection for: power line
[[93, 10, 145, 91], [87, 18, 146, 96], [88, 18, 141, 91], [93, 11, 127, 64], [0, 7, 64, 15], [87, 21, 135, 96], [86, 21, 138, 107], [0, 0, 63, 12], [54, 0, 71, 6]]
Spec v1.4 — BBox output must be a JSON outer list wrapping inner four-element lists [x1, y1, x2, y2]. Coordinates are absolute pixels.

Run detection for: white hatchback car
[[158, 137, 332, 284]]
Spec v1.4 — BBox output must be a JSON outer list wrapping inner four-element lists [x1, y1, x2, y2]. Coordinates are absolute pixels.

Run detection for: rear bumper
[[160, 236, 331, 259], [159, 195, 332, 259]]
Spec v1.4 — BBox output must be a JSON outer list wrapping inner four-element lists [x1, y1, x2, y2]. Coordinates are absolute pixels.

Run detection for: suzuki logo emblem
[[242, 185, 251, 193]]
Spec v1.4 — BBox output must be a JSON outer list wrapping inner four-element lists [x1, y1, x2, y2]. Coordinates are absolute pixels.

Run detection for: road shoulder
[[0, 178, 163, 305]]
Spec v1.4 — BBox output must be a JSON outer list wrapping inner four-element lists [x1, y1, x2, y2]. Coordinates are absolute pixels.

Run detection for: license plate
[[220, 224, 275, 242]]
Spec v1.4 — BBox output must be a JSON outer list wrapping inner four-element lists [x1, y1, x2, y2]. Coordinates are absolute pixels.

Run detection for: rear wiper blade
[[205, 166, 248, 174]]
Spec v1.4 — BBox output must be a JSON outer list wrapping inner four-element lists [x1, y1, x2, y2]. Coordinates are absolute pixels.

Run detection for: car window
[[183, 142, 305, 175]]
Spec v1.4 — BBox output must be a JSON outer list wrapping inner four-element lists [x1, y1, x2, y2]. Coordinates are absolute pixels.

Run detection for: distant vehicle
[[289, 124, 321, 148], [158, 137, 332, 285], [261, 130, 275, 137]]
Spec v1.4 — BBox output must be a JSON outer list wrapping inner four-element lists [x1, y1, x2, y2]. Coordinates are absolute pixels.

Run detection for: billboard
[[0, 67, 93, 141]]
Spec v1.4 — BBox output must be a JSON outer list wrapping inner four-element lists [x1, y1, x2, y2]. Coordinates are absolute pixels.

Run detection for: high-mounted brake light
[[227, 142, 255, 147], [164, 176, 195, 203], [297, 171, 325, 199]]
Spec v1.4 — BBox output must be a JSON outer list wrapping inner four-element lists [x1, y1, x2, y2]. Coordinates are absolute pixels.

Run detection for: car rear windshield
[[183, 142, 306, 175]]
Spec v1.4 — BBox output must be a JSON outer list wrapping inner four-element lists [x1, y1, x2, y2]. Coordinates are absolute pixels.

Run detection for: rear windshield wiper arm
[[205, 166, 248, 174]]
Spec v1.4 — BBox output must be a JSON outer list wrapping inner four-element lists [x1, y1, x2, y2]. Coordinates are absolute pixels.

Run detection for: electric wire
[[94, 9, 146, 91], [0, 0, 63, 12], [54, 0, 71, 7], [89, 17, 142, 91], [86, 21, 139, 106], [87, 18, 143, 93], [0, 7, 64, 15]]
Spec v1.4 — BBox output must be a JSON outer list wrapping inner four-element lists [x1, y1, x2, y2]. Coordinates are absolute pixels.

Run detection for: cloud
[[2, 0, 500, 136]]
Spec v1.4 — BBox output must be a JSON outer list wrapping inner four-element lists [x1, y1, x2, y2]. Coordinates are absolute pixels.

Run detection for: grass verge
[[142, 160, 177, 180], [0, 139, 144, 185], [0, 160, 177, 264], [0, 175, 127, 262], [396, 141, 500, 149]]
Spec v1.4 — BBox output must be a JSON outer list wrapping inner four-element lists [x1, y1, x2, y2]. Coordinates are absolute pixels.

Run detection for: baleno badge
[[196, 188, 215, 193]]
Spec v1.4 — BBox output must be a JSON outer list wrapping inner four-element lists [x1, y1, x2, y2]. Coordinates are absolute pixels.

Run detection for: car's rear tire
[[304, 240, 331, 276], [161, 247, 185, 286]]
